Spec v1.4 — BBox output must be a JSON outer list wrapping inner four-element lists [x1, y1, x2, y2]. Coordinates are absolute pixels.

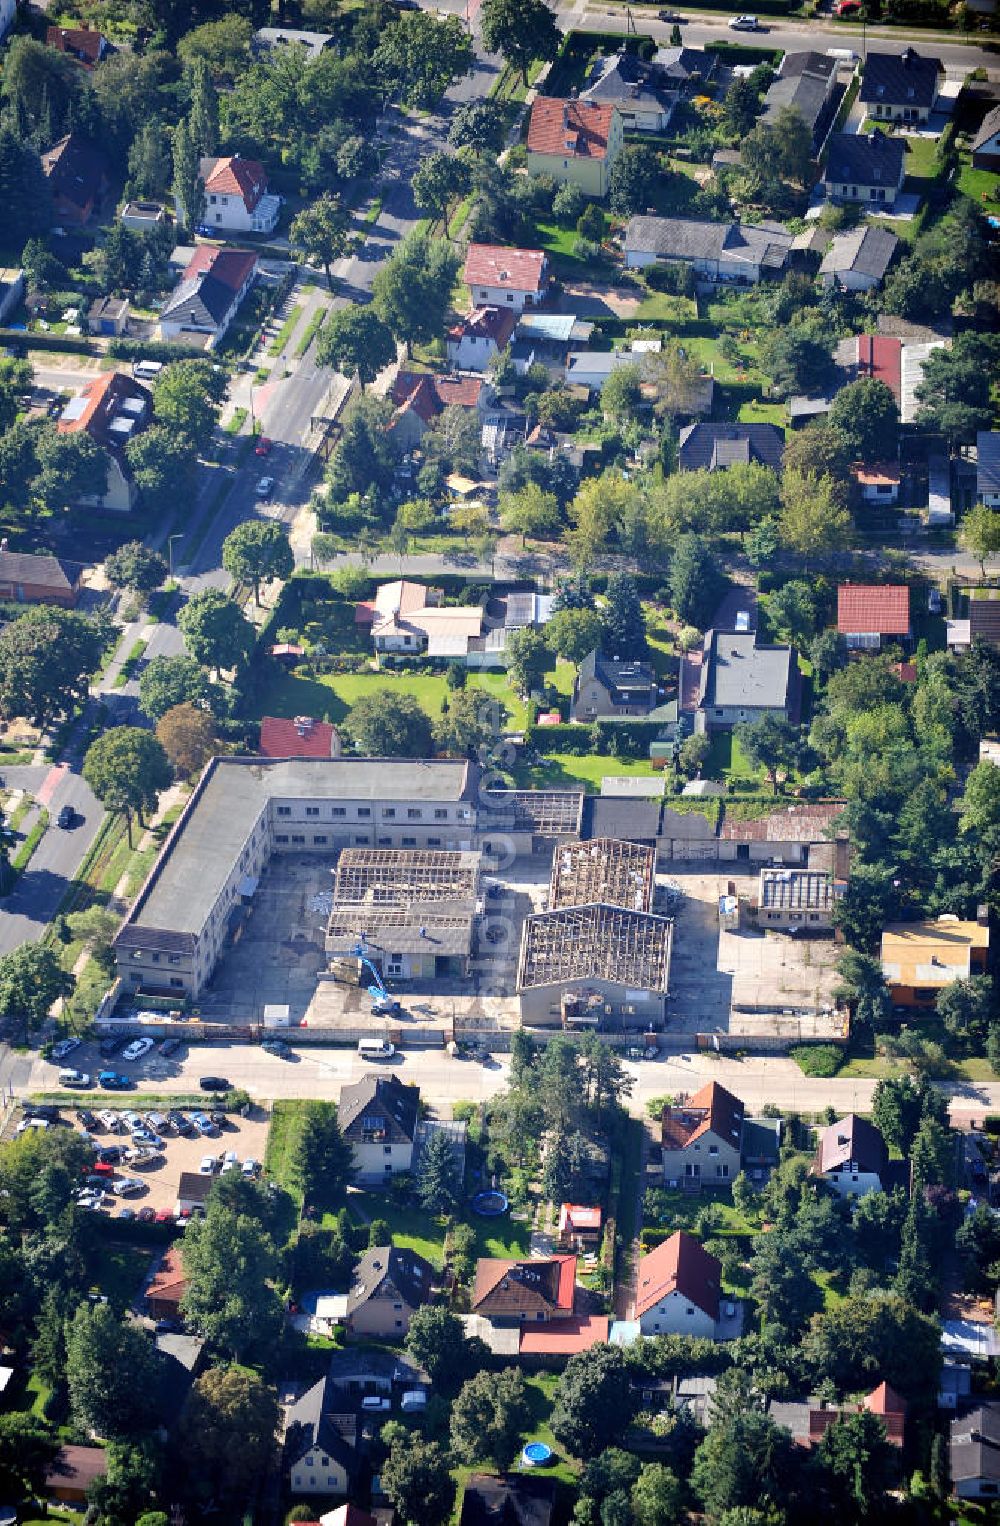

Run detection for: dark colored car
[[160, 1037, 183, 1058], [199, 1076, 230, 1092], [97, 1146, 124, 1165], [137, 1206, 156, 1223], [57, 804, 75, 829], [98, 1071, 131, 1090], [99, 1037, 121, 1059], [77, 1109, 99, 1131], [168, 1109, 193, 1134], [24, 1104, 59, 1121]]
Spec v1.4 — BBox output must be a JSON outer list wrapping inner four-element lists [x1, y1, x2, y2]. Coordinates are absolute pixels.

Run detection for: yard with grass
[[512, 753, 662, 791], [341, 1186, 532, 1270], [254, 666, 532, 730], [89, 1241, 154, 1311]]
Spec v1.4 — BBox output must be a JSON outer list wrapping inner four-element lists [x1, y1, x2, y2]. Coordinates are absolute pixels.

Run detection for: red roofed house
[[837, 583, 910, 651], [519, 1313, 610, 1358], [635, 1231, 724, 1339], [661, 1082, 744, 1186], [160, 245, 259, 349], [0, 542, 83, 607], [463, 243, 549, 313], [46, 24, 114, 67], [146, 1245, 187, 1320], [866, 1381, 907, 1445], [259, 715, 339, 759], [471, 1255, 577, 1324], [320, 1508, 377, 1526], [388, 370, 486, 451], [447, 306, 518, 373], [58, 369, 153, 512], [836, 333, 902, 403], [557, 1204, 602, 1252], [853, 461, 901, 506], [199, 153, 281, 234], [770, 1381, 906, 1449], [526, 98, 624, 197], [46, 1446, 108, 1505]]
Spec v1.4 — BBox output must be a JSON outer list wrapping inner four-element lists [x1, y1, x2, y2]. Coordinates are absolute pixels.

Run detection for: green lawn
[[253, 668, 530, 730], [956, 151, 1000, 205], [88, 1243, 154, 1311], [513, 754, 662, 791], [704, 729, 759, 784], [738, 399, 787, 425], [342, 1190, 532, 1270], [634, 291, 699, 325], [644, 1186, 758, 1241]]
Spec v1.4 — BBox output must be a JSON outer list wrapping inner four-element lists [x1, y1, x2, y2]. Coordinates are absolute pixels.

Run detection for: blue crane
[[352, 940, 399, 1011]]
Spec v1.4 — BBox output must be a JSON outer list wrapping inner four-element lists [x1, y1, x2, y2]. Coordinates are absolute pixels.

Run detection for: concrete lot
[[67, 1111, 271, 1217]]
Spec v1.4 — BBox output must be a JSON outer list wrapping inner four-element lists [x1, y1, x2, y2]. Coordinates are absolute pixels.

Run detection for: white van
[[358, 1038, 395, 1060]]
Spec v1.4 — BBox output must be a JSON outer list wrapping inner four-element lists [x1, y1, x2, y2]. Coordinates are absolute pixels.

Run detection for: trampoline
[[470, 1188, 509, 1216]]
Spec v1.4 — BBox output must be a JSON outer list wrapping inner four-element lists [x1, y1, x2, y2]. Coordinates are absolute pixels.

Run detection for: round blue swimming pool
[[522, 1443, 553, 1467], [470, 1189, 509, 1216]]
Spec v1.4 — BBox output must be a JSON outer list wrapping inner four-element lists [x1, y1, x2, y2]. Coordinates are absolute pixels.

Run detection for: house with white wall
[[811, 1114, 889, 1199], [463, 244, 549, 312], [635, 1231, 738, 1340], [198, 154, 280, 234]]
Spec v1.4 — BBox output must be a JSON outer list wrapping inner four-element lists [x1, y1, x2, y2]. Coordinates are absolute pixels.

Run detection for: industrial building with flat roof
[[756, 868, 842, 930], [549, 837, 656, 913]]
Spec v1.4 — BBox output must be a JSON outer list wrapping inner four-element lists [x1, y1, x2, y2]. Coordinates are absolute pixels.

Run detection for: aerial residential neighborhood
[[0, 0, 998, 1521]]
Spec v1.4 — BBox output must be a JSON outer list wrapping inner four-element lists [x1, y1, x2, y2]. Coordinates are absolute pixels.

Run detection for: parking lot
[[53, 1106, 271, 1219]]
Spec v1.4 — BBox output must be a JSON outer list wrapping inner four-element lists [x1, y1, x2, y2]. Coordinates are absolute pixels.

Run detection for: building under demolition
[[325, 848, 482, 981], [517, 901, 673, 1028], [549, 837, 656, 913]]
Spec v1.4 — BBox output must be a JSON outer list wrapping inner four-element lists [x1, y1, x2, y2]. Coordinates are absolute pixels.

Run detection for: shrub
[[789, 1044, 844, 1078]]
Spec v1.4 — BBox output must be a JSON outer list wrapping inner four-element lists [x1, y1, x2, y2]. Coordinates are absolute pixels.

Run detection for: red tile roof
[[146, 1245, 186, 1309], [635, 1231, 720, 1321], [853, 462, 901, 486], [183, 245, 258, 293], [391, 371, 483, 422], [471, 1255, 576, 1318], [528, 97, 617, 161], [57, 370, 152, 449], [433, 374, 484, 409], [558, 1204, 602, 1234], [864, 1381, 906, 1444], [519, 1314, 609, 1355], [661, 1082, 744, 1153], [855, 334, 902, 401], [449, 307, 518, 348], [837, 583, 910, 636], [203, 154, 268, 211], [259, 715, 337, 759], [464, 243, 547, 295], [45, 1446, 108, 1495], [46, 24, 108, 63], [893, 661, 918, 683]]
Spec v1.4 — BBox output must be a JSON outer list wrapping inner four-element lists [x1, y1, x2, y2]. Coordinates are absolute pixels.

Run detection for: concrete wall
[[519, 976, 667, 1028], [822, 1167, 883, 1199], [350, 1139, 414, 1183]]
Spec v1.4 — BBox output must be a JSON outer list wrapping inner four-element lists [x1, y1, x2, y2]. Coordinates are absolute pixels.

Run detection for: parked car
[[57, 804, 75, 829], [928, 588, 943, 613], [99, 1109, 126, 1132], [51, 1037, 81, 1061], [137, 1206, 156, 1223], [122, 1037, 155, 1062], [255, 476, 274, 501], [59, 1069, 91, 1087], [98, 1071, 131, 1090], [170, 1110, 195, 1135], [111, 1178, 144, 1197], [199, 1154, 217, 1175], [77, 1109, 99, 1131], [23, 1103, 59, 1121], [254, 436, 272, 456], [220, 1150, 239, 1174], [242, 1158, 260, 1178], [99, 1036, 121, 1059], [657, 8, 685, 17], [118, 1207, 136, 1221], [199, 1076, 230, 1092], [262, 1038, 290, 1057], [96, 1146, 124, 1165], [160, 1037, 183, 1058], [729, 13, 760, 25]]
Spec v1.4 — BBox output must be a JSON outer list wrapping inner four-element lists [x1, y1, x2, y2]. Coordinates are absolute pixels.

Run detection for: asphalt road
[[17, 1036, 1000, 1121], [0, 759, 103, 957]]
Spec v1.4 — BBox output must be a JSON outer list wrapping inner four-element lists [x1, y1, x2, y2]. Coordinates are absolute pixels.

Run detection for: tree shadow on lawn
[[254, 671, 349, 724]]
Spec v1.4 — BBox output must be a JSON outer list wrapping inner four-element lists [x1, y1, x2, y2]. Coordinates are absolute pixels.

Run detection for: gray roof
[[971, 104, 1000, 154], [285, 1377, 358, 1471], [578, 648, 658, 700], [824, 131, 906, 189], [762, 71, 832, 140], [819, 224, 899, 281], [652, 46, 710, 82], [951, 1405, 1000, 1485], [623, 215, 792, 272], [339, 1072, 420, 1144], [702, 630, 795, 711], [859, 47, 941, 110], [117, 756, 475, 942], [678, 422, 784, 473], [779, 50, 836, 82], [460, 1475, 555, 1526], [580, 50, 674, 111], [978, 431, 1000, 495], [254, 25, 333, 58], [0, 548, 83, 592], [347, 1245, 434, 1315], [584, 797, 662, 842]]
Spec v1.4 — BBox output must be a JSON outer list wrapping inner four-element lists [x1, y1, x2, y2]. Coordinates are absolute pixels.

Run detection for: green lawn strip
[[12, 809, 49, 874], [266, 1098, 312, 1204], [614, 1115, 644, 1289], [31, 1091, 212, 1108], [512, 754, 661, 791], [643, 1186, 756, 1242], [364, 197, 384, 226], [446, 195, 475, 240], [113, 637, 148, 688], [24, 1371, 53, 1419], [252, 668, 530, 731], [294, 306, 327, 358], [269, 303, 304, 357], [225, 406, 248, 435], [345, 1194, 449, 1269], [43, 814, 124, 936], [0, 749, 34, 766]]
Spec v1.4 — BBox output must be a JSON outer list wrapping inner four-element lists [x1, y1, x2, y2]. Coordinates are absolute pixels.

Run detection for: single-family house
[[388, 370, 486, 451], [284, 1376, 358, 1497], [563, 345, 653, 392], [512, 312, 595, 375], [146, 1245, 187, 1320], [338, 1072, 419, 1183], [459, 1474, 555, 1526], [692, 629, 799, 733], [951, 1404, 1000, 1499], [835, 332, 903, 403], [881, 917, 990, 1007], [154, 1331, 206, 1419], [464, 244, 548, 311], [45, 1446, 108, 1505], [819, 225, 899, 291], [525, 98, 624, 198], [46, 23, 114, 66], [837, 584, 910, 648], [0, 543, 83, 607], [259, 714, 339, 759], [557, 1204, 603, 1252], [88, 294, 130, 336], [859, 47, 942, 124], [58, 370, 153, 512], [852, 461, 902, 505], [471, 1255, 577, 1324], [571, 649, 659, 720], [622, 215, 793, 283], [198, 154, 281, 235], [770, 1382, 906, 1449], [949, 598, 1000, 652], [661, 1082, 744, 1186], [121, 200, 168, 234], [678, 421, 785, 474], [41, 133, 110, 224], [321, 1507, 377, 1526], [579, 51, 676, 133], [160, 246, 259, 348], [653, 45, 711, 86], [971, 105, 1000, 171], [357, 577, 484, 658], [518, 1314, 611, 1358], [811, 1114, 888, 1198], [254, 25, 336, 61], [977, 432, 1000, 508], [346, 1245, 434, 1339], [446, 306, 517, 372], [762, 50, 838, 150], [823, 132, 906, 206], [175, 1170, 214, 1216], [635, 1231, 733, 1339]]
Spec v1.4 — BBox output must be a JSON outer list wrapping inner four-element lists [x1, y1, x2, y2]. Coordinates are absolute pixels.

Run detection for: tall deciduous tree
[[405, 1306, 484, 1391], [221, 521, 293, 603], [381, 1436, 455, 1526], [372, 231, 459, 354], [153, 360, 227, 448], [180, 1201, 284, 1362], [480, 0, 560, 85], [959, 501, 1000, 577], [0, 946, 72, 1039], [778, 467, 851, 563], [505, 627, 551, 698], [156, 703, 219, 779], [171, 114, 205, 234], [290, 194, 351, 290], [0, 1413, 59, 1502], [83, 727, 172, 845], [450, 1368, 529, 1468], [291, 1101, 355, 1210], [65, 1303, 161, 1438], [551, 1346, 636, 1457], [412, 150, 473, 225], [735, 715, 799, 792], [317, 306, 396, 383], [104, 541, 168, 596], [179, 589, 255, 671], [139, 654, 215, 722], [0, 606, 103, 725], [177, 1367, 278, 1510], [826, 378, 899, 462], [374, 12, 474, 108]]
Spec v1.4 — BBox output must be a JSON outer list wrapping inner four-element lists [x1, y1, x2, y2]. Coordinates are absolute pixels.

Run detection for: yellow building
[[880, 917, 990, 1008], [525, 98, 624, 199]]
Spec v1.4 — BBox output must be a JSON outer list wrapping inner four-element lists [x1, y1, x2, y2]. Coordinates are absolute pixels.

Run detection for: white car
[[59, 1069, 91, 1087], [111, 1178, 144, 1197], [729, 12, 760, 25], [122, 1037, 154, 1062], [51, 1037, 81, 1061], [199, 1154, 217, 1175], [242, 1158, 260, 1178], [220, 1151, 239, 1174]]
